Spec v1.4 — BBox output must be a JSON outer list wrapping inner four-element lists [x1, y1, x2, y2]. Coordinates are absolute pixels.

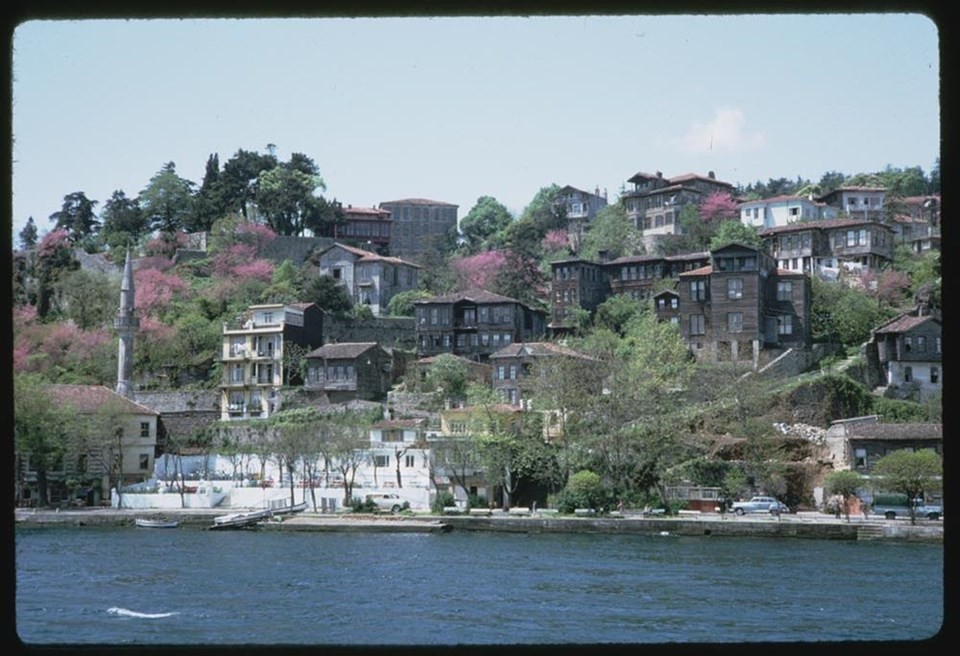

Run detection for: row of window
[[372, 454, 418, 468], [418, 306, 515, 326], [688, 313, 793, 336], [306, 365, 356, 383], [419, 332, 515, 349], [336, 222, 390, 238], [903, 335, 941, 355], [903, 365, 939, 384]]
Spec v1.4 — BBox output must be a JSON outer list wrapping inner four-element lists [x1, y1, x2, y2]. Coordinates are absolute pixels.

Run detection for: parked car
[[871, 493, 942, 520], [731, 496, 789, 516], [365, 493, 407, 514]]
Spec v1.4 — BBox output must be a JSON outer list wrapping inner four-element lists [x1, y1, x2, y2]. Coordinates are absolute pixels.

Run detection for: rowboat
[[210, 502, 308, 530], [135, 517, 179, 529]]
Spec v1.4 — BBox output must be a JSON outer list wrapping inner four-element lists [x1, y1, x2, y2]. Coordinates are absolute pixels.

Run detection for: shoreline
[[14, 507, 943, 542]]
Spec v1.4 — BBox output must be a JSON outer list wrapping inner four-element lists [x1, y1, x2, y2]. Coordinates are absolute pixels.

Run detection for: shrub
[[555, 470, 611, 513], [432, 491, 456, 513], [350, 497, 377, 513], [467, 494, 487, 510]]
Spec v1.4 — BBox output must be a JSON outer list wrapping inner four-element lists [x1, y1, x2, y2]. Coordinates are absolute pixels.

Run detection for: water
[[16, 526, 943, 646]]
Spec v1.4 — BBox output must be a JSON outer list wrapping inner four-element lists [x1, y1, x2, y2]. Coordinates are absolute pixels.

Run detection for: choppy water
[[15, 526, 943, 645]]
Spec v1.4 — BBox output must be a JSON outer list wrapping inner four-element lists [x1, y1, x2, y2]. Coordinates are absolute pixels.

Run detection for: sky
[[10, 13, 941, 246]]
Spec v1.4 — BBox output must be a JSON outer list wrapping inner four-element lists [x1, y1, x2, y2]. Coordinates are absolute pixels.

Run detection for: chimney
[[708, 171, 715, 180], [656, 171, 662, 179]]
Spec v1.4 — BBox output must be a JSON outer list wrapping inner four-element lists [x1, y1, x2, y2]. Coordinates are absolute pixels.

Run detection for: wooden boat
[[210, 502, 308, 530], [135, 517, 179, 529]]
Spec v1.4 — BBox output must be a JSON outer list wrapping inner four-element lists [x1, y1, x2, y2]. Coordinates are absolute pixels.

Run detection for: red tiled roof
[[325, 243, 421, 268], [873, 313, 940, 335], [48, 385, 159, 416], [679, 265, 713, 277]]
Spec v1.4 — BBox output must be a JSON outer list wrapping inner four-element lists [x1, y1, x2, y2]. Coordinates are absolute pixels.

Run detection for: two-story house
[[316, 243, 421, 316], [220, 302, 323, 420], [414, 290, 547, 361], [677, 242, 810, 365], [758, 217, 895, 278], [606, 251, 712, 302], [378, 198, 458, 260], [303, 342, 394, 403], [21, 385, 161, 507], [549, 258, 609, 333], [739, 195, 839, 229], [870, 308, 942, 401], [557, 185, 608, 237], [823, 415, 942, 474], [817, 186, 887, 221], [620, 170, 735, 249]]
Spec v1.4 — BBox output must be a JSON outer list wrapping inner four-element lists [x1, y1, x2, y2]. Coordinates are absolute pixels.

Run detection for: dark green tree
[[100, 190, 149, 258], [15, 373, 69, 507], [303, 275, 353, 315], [871, 449, 942, 525], [189, 153, 225, 232], [580, 202, 642, 261], [49, 192, 99, 245], [459, 196, 514, 253], [19, 217, 38, 250], [219, 149, 278, 219], [709, 220, 762, 250], [139, 162, 196, 234]]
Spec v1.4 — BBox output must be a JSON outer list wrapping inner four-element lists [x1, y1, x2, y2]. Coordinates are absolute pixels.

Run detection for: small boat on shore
[[210, 502, 308, 530], [135, 517, 179, 529]]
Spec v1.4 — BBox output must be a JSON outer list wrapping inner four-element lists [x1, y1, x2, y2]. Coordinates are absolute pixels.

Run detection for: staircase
[[857, 524, 886, 540]]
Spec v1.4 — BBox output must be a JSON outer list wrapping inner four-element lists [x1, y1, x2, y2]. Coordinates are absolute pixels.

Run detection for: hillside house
[[220, 302, 323, 420], [316, 243, 420, 316], [334, 205, 393, 254], [304, 342, 394, 403], [870, 308, 942, 401], [739, 195, 838, 229], [758, 217, 895, 278], [823, 415, 942, 474], [817, 186, 887, 221], [677, 242, 810, 366], [379, 198, 458, 260], [414, 290, 547, 362]]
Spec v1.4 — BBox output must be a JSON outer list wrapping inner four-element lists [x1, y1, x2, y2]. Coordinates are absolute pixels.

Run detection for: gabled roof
[[667, 172, 734, 187], [488, 341, 596, 361], [711, 241, 762, 255], [873, 312, 941, 335], [653, 288, 680, 298], [679, 265, 713, 277], [415, 289, 525, 306], [846, 423, 942, 441], [321, 243, 421, 268], [306, 342, 381, 359], [758, 217, 892, 236], [48, 385, 159, 416]]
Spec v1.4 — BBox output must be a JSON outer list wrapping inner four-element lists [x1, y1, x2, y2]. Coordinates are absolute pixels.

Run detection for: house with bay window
[[870, 308, 942, 402], [303, 342, 394, 403]]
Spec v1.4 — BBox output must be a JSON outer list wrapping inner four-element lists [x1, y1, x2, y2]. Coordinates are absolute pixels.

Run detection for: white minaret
[[115, 248, 139, 397]]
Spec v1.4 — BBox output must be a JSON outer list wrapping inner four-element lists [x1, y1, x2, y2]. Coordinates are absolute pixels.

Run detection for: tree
[[19, 217, 38, 250], [810, 277, 888, 347], [219, 148, 278, 219], [303, 275, 353, 315], [386, 289, 432, 317], [329, 416, 371, 506], [190, 153, 225, 232], [459, 196, 514, 253], [450, 250, 507, 292], [491, 248, 547, 310], [709, 221, 761, 250], [871, 449, 942, 525], [57, 269, 118, 330], [79, 394, 132, 508], [14, 374, 69, 507], [818, 171, 847, 196], [49, 192, 100, 248], [35, 229, 78, 321], [425, 353, 469, 402], [824, 470, 865, 521], [99, 191, 149, 259], [699, 192, 740, 223], [139, 162, 196, 234], [580, 203, 642, 261], [255, 153, 341, 237], [593, 294, 644, 336]]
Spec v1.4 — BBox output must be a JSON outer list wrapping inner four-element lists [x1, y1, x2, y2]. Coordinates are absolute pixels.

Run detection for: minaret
[[115, 248, 139, 397]]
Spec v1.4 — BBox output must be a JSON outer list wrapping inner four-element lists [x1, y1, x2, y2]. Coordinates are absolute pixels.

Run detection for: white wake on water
[[107, 606, 178, 619]]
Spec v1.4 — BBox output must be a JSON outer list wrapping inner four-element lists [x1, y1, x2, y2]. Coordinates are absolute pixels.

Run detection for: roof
[[873, 312, 940, 335], [321, 243, 421, 268], [343, 206, 391, 218], [306, 342, 381, 359], [667, 172, 734, 187], [739, 195, 812, 206], [666, 251, 711, 261], [414, 289, 525, 306], [417, 354, 490, 368], [846, 423, 942, 441], [758, 217, 892, 236], [48, 385, 159, 416], [679, 265, 713, 277], [379, 198, 458, 207], [488, 341, 596, 361], [653, 289, 680, 298]]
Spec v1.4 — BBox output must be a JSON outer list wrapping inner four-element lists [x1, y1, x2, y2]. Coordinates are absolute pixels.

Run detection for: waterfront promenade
[[14, 507, 943, 542]]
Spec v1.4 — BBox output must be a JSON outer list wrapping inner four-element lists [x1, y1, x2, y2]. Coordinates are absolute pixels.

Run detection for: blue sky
[[10, 13, 940, 244]]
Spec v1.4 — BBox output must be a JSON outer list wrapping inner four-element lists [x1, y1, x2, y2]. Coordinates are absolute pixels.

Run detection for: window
[[789, 207, 799, 217], [778, 315, 793, 335], [931, 366, 939, 384], [232, 364, 244, 383], [690, 280, 707, 301], [916, 336, 926, 353], [727, 278, 743, 300], [139, 454, 150, 470], [776, 281, 793, 301], [374, 455, 389, 467], [140, 422, 150, 438], [690, 314, 705, 335], [936, 337, 941, 353], [263, 312, 274, 324], [405, 455, 416, 468], [854, 448, 867, 470], [904, 336, 912, 352], [904, 366, 913, 383], [728, 312, 743, 333]]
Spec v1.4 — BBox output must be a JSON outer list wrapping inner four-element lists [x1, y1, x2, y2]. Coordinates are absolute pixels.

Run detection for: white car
[[366, 493, 407, 514], [731, 496, 789, 516]]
